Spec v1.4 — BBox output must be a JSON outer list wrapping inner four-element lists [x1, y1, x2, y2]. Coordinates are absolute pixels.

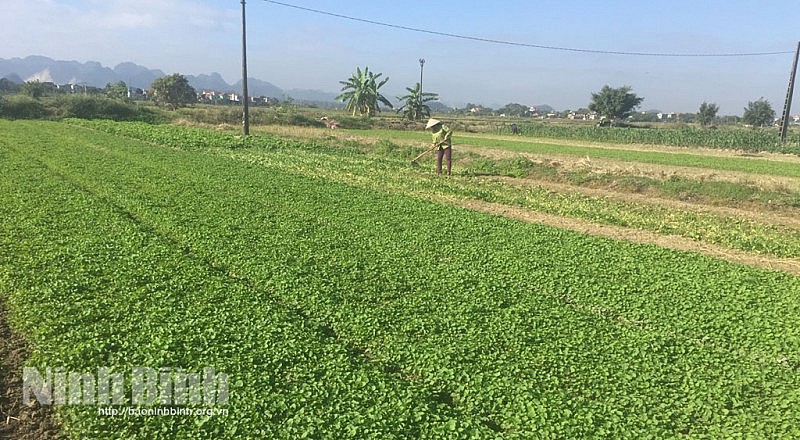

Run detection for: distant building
[[567, 112, 586, 120], [198, 90, 273, 106], [128, 87, 146, 100], [199, 90, 226, 104]]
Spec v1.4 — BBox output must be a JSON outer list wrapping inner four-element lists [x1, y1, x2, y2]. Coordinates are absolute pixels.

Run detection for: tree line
[[1, 68, 782, 128]]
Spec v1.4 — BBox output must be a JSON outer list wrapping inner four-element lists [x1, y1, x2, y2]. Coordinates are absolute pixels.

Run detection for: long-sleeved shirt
[[431, 125, 453, 150]]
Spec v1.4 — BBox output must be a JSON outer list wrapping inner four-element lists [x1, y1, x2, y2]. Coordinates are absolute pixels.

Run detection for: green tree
[[629, 112, 659, 123], [742, 98, 775, 128], [465, 103, 493, 116], [336, 66, 393, 116], [150, 74, 197, 109], [105, 81, 129, 101], [588, 85, 644, 122], [0, 78, 20, 94], [21, 80, 46, 99], [497, 103, 528, 117], [396, 83, 438, 121], [696, 102, 719, 126]]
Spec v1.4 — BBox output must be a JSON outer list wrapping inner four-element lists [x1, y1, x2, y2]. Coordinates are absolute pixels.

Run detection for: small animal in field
[[320, 117, 340, 129]]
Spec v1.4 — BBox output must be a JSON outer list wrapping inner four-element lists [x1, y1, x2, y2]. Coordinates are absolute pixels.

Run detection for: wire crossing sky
[[2, 0, 799, 114], [263, 0, 795, 58]]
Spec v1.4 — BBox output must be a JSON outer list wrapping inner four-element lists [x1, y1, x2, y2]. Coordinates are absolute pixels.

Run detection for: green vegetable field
[[1, 119, 799, 438]]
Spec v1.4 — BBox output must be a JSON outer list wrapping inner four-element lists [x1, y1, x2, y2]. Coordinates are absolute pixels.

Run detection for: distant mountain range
[[0, 55, 339, 104], [0, 56, 554, 111]]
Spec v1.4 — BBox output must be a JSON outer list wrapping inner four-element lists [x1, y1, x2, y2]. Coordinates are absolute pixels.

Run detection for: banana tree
[[336, 66, 393, 116], [396, 83, 439, 121]]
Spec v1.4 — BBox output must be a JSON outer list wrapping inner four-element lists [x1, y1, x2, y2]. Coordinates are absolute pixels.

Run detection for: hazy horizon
[[2, 1, 799, 115]]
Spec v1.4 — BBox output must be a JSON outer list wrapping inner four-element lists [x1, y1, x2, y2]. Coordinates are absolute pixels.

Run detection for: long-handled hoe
[[410, 144, 437, 167]]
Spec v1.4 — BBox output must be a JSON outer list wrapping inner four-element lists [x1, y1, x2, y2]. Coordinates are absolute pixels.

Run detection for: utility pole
[[419, 58, 425, 118], [241, 0, 250, 136], [779, 41, 800, 142]]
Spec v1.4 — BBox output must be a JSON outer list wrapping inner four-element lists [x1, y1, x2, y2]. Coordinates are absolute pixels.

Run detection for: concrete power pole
[[241, 0, 250, 136], [419, 58, 425, 119], [779, 41, 800, 142]]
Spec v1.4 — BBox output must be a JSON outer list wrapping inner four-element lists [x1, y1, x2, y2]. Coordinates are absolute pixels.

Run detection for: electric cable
[[263, 0, 793, 57]]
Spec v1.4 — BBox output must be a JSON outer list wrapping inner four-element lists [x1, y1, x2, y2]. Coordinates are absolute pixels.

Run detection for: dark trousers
[[436, 147, 452, 175]]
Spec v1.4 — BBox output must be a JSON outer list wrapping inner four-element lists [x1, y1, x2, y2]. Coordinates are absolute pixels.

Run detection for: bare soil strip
[[448, 198, 800, 276], [0, 303, 62, 439], [458, 144, 800, 193]]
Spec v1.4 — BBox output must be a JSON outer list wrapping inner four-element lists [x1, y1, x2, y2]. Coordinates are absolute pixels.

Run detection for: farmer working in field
[[425, 118, 453, 176]]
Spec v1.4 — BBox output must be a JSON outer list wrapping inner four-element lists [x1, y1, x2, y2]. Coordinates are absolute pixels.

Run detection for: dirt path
[[0, 303, 62, 439], [447, 198, 800, 276], [457, 144, 800, 193]]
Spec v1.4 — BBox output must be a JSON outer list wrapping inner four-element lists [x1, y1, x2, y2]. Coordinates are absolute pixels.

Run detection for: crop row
[[5, 120, 799, 437], [0, 127, 488, 438]]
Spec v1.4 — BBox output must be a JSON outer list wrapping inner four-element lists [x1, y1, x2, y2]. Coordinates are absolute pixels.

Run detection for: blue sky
[[2, 0, 799, 115]]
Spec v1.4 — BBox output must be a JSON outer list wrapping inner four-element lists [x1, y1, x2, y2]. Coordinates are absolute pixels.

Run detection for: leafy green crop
[[2, 119, 799, 438], [0, 123, 488, 439]]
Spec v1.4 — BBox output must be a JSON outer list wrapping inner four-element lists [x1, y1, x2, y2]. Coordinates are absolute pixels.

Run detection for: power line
[[263, 0, 793, 58]]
